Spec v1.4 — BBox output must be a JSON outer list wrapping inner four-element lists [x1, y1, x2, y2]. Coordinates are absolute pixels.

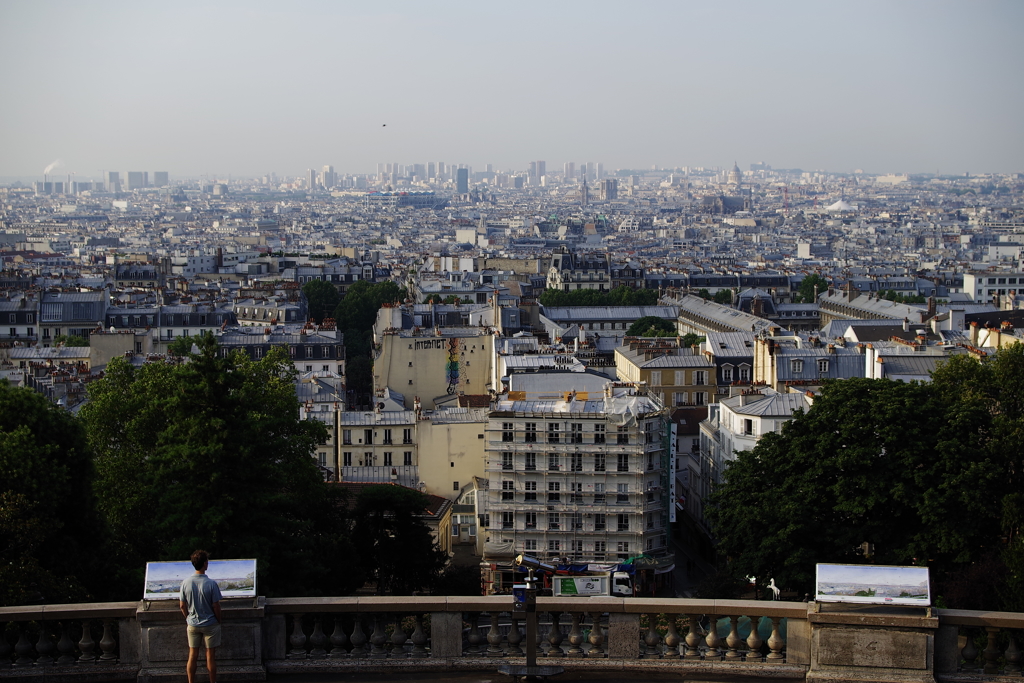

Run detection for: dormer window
[[791, 359, 804, 374]]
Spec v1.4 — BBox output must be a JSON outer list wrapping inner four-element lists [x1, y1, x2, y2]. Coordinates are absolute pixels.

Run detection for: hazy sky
[[2, 0, 1022, 179]]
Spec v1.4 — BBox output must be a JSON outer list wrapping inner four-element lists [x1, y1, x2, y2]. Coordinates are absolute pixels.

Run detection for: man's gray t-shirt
[[179, 573, 222, 627]]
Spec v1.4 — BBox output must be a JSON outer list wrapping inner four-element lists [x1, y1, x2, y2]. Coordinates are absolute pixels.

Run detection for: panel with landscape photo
[[143, 559, 257, 600], [815, 564, 930, 606]]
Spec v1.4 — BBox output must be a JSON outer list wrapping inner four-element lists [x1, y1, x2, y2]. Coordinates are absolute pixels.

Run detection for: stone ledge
[[0, 663, 137, 682]]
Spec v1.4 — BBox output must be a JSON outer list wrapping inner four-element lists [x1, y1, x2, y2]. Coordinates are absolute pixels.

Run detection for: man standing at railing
[[178, 550, 223, 683]]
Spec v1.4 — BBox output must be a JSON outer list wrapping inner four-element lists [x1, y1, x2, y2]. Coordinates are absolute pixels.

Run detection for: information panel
[[143, 559, 257, 600], [815, 563, 930, 606]]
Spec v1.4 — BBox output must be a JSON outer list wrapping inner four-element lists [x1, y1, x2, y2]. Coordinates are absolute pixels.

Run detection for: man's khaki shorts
[[187, 623, 222, 649]]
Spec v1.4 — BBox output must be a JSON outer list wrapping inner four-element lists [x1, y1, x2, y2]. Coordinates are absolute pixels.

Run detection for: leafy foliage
[[0, 382, 105, 605], [332, 280, 407, 404], [681, 333, 706, 348], [713, 289, 733, 305], [302, 279, 341, 323], [80, 333, 353, 598], [626, 316, 676, 337], [352, 485, 448, 595], [53, 334, 89, 347], [707, 348, 1024, 610], [794, 274, 828, 303], [878, 289, 927, 305], [539, 286, 658, 307]]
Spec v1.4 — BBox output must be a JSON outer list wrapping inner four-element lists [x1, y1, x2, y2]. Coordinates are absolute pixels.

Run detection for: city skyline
[[1, 0, 1022, 179]]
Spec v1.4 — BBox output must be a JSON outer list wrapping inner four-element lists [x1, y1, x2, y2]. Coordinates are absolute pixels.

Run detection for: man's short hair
[[190, 549, 209, 571]]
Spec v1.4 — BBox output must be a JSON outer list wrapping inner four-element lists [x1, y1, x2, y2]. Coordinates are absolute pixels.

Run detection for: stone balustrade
[[0, 597, 1021, 681]]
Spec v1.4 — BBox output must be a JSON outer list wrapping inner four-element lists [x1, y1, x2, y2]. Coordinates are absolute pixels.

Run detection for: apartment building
[[615, 337, 717, 408]]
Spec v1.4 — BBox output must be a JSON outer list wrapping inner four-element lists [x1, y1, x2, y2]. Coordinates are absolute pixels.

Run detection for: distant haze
[[1, 0, 1022, 178]]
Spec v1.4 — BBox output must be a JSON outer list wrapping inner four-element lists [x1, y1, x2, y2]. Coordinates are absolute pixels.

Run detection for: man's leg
[[186, 647, 200, 683], [205, 646, 217, 683]]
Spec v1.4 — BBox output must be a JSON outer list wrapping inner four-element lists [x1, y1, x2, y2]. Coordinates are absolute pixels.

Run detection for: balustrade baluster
[[1004, 633, 1021, 674], [77, 621, 96, 663], [328, 617, 348, 658], [14, 623, 34, 667], [567, 613, 584, 658], [506, 616, 523, 656], [983, 626, 1000, 675], [98, 619, 117, 662], [725, 615, 742, 659], [56, 623, 76, 665], [961, 628, 979, 672], [663, 615, 680, 659], [746, 616, 764, 662], [348, 616, 368, 658], [287, 614, 307, 659], [368, 616, 387, 658], [546, 612, 563, 656], [390, 615, 409, 657], [308, 617, 327, 658], [766, 616, 785, 663], [535, 617, 546, 658], [35, 624, 54, 665], [684, 615, 702, 659], [410, 615, 429, 658], [588, 612, 605, 658], [643, 613, 662, 658], [704, 615, 721, 659], [465, 612, 483, 655], [0, 622, 11, 668], [486, 612, 504, 657]]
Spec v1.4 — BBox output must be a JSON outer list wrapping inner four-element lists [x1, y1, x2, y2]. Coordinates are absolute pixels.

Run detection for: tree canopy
[[626, 316, 676, 337], [539, 286, 658, 307], [332, 280, 407, 406], [707, 348, 1024, 610], [351, 485, 447, 595], [302, 279, 342, 323], [0, 382, 106, 605], [80, 333, 352, 598], [53, 334, 89, 347], [794, 274, 829, 303]]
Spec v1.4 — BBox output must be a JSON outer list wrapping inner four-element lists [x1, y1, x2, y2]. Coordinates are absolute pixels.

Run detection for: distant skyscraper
[[125, 171, 145, 190], [595, 163, 603, 180], [537, 160, 546, 179], [563, 162, 575, 180], [322, 165, 336, 189], [581, 177, 589, 207], [152, 171, 169, 187], [308, 169, 317, 190], [456, 168, 469, 194], [105, 171, 121, 192], [529, 161, 537, 179]]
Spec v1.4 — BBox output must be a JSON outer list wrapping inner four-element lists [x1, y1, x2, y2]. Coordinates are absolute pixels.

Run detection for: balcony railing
[[0, 597, 1021, 681]]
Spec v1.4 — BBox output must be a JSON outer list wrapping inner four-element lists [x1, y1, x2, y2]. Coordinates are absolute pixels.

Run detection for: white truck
[[551, 572, 633, 597]]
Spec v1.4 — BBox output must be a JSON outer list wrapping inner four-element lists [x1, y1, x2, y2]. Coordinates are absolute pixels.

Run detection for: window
[[743, 419, 754, 436], [617, 541, 630, 559], [594, 482, 605, 504], [363, 429, 373, 445], [569, 482, 583, 502], [524, 453, 536, 471], [548, 453, 560, 471], [695, 370, 707, 385], [570, 423, 583, 443], [547, 482, 561, 502], [453, 481, 460, 491], [570, 453, 582, 472], [343, 452, 352, 466], [617, 514, 630, 531], [818, 359, 829, 374], [363, 452, 373, 466], [617, 483, 629, 503], [547, 423, 560, 443], [572, 540, 583, 555], [404, 451, 413, 466], [501, 452, 513, 470], [694, 392, 707, 406], [617, 427, 629, 444], [647, 513, 654, 529], [722, 366, 733, 383], [383, 452, 392, 466], [617, 454, 629, 472], [502, 512, 514, 529], [650, 371, 662, 386], [524, 481, 537, 501], [571, 512, 583, 530], [501, 481, 514, 501], [645, 422, 657, 444], [594, 424, 606, 443], [383, 429, 393, 445], [525, 511, 537, 528], [594, 540, 606, 558], [548, 513, 560, 530], [674, 370, 685, 385], [548, 539, 560, 552], [524, 423, 537, 442], [524, 539, 537, 551], [502, 422, 514, 442], [739, 366, 750, 382], [403, 428, 412, 444], [791, 359, 804, 374], [673, 392, 687, 406], [594, 453, 606, 472], [594, 513, 606, 531]]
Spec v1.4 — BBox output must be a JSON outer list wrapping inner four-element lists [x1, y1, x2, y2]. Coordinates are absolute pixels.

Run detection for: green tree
[[681, 333, 705, 348], [352, 485, 448, 595], [794, 274, 828, 303], [333, 280, 407, 405], [539, 286, 657, 307], [302, 279, 341, 323], [0, 382, 106, 605], [626, 316, 676, 337], [706, 377, 999, 604], [80, 333, 354, 598], [167, 335, 197, 357], [713, 289, 734, 305], [53, 334, 89, 347], [696, 288, 712, 300]]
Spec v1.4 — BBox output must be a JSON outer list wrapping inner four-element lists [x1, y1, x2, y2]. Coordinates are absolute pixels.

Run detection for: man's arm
[[179, 601, 189, 619], [212, 601, 223, 623]]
